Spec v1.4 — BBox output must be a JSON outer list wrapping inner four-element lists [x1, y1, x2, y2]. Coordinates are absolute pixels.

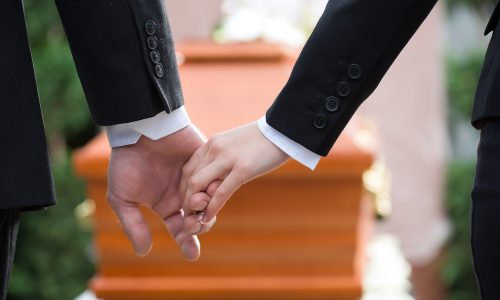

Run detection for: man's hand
[[107, 125, 209, 261], [181, 122, 289, 235]]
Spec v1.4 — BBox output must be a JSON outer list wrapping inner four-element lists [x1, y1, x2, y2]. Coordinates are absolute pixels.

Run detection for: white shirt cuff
[[258, 116, 321, 170], [104, 106, 191, 148]]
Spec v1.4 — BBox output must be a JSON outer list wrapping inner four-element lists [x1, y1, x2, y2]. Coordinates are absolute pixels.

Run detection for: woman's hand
[[181, 122, 289, 234]]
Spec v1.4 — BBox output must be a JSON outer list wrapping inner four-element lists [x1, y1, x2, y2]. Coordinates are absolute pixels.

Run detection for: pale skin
[[181, 122, 290, 238], [107, 125, 214, 261], [107, 122, 287, 261]]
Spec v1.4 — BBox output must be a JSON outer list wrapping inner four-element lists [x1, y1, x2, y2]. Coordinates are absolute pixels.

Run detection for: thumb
[[110, 200, 152, 256]]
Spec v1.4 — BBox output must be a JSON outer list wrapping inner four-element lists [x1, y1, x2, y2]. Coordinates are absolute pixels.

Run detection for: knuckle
[[208, 136, 225, 153], [209, 142, 222, 154], [182, 164, 192, 177], [211, 133, 223, 142], [216, 187, 230, 199], [106, 190, 120, 206], [206, 136, 217, 147], [220, 159, 232, 169], [189, 177, 206, 191], [235, 163, 252, 179], [188, 196, 199, 209], [188, 176, 198, 188]]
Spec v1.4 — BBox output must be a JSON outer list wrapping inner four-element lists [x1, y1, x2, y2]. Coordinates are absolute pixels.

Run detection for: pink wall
[[164, 0, 223, 42]]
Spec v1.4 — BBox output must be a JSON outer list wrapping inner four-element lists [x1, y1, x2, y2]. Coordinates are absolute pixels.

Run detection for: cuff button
[[150, 50, 161, 64], [147, 36, 158, 50], [348, 64, 362, 79], [325, 96, 340, 112], [336, 81, 351, 98], [145, 20, 156, 35], [313, 113, 328, 130], [155, 63, 164, 78]]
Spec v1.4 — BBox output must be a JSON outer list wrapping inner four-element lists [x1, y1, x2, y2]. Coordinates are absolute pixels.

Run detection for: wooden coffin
[[73, 42, 374, 300]]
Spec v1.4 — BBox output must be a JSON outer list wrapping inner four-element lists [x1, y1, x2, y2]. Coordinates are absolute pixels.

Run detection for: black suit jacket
[[3, 0, 498, 209], [266, 0, 500, 156], [1, 0, 182, 210]]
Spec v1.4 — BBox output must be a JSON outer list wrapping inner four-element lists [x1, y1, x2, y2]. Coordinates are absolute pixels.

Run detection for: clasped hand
[[180, 122, 289, 249], [107, 122, 288, 262]]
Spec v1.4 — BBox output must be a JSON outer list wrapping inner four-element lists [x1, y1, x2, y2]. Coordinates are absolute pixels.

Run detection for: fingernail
[[135, 243, 152, 257], [182, 243, 200, 262], [189, 222, 202, 235], [201, 215, 210, 225], [195, 202, 207, 211], [136, 251, 147, 257]]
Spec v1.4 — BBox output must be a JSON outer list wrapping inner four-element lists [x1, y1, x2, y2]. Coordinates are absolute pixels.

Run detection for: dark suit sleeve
[[266, 0, 438, 156], [54, 0, 183, 126]]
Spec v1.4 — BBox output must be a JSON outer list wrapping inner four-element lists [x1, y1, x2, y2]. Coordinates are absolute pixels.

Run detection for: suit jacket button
[[150, 50, 161, 63], [147, 36, 158, 49], [145, 20, 156, 35], [155, 63, 164, 78], [337, 81, 351, 97], [348, 64, 362, 79], [313, 113, 328, 130], [325, 96, 340, 112]]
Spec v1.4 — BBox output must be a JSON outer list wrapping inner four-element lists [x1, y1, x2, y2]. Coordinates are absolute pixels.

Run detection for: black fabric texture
[[0, 209, 20, 300]]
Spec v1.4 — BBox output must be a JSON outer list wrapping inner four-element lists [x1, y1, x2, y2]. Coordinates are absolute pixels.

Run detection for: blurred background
[[6, 0, 498, 299]]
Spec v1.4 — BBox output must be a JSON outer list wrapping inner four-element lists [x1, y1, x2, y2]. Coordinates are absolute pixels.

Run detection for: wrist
[[135, 125, 205, 157]]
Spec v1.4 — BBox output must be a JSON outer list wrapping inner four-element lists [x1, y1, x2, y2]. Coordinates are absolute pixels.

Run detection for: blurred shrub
[[23, 0, 95, 145], [8, 157, 94, 300], [7, 0, 96, 299], [443, 161, 480, 300], [447, 52, 485, 120], [3, 0, 496, 299], [444, 0, 489, 294], [443, 6, 487, 295], [446, 0, 496, 15]]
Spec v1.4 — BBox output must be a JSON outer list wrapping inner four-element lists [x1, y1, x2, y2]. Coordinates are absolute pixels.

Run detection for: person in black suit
[[0, 1, 213, 298], [181, 1, 500, 298]]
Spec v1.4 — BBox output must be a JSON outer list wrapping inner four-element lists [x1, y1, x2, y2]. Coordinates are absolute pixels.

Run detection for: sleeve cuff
[[104, 106, 191, 148], [257, 116, 321, 170]]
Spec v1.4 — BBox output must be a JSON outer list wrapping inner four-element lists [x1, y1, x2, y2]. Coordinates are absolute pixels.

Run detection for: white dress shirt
[[104, 107, 321, 170], [104, 107, 191, 147]]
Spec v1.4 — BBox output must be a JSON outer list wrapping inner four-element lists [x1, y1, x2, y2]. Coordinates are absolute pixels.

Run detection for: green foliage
[[443, 161, 480, 300], [446, 52, 485, 120], [443, 11, 487, 298], [447, 0, 495, 8], [3, 1, 494, 300], [445, 0, 496, 15], [7, 0, 96, 299], [8, 156, 94, 300], [23, 0, 94, 140]]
